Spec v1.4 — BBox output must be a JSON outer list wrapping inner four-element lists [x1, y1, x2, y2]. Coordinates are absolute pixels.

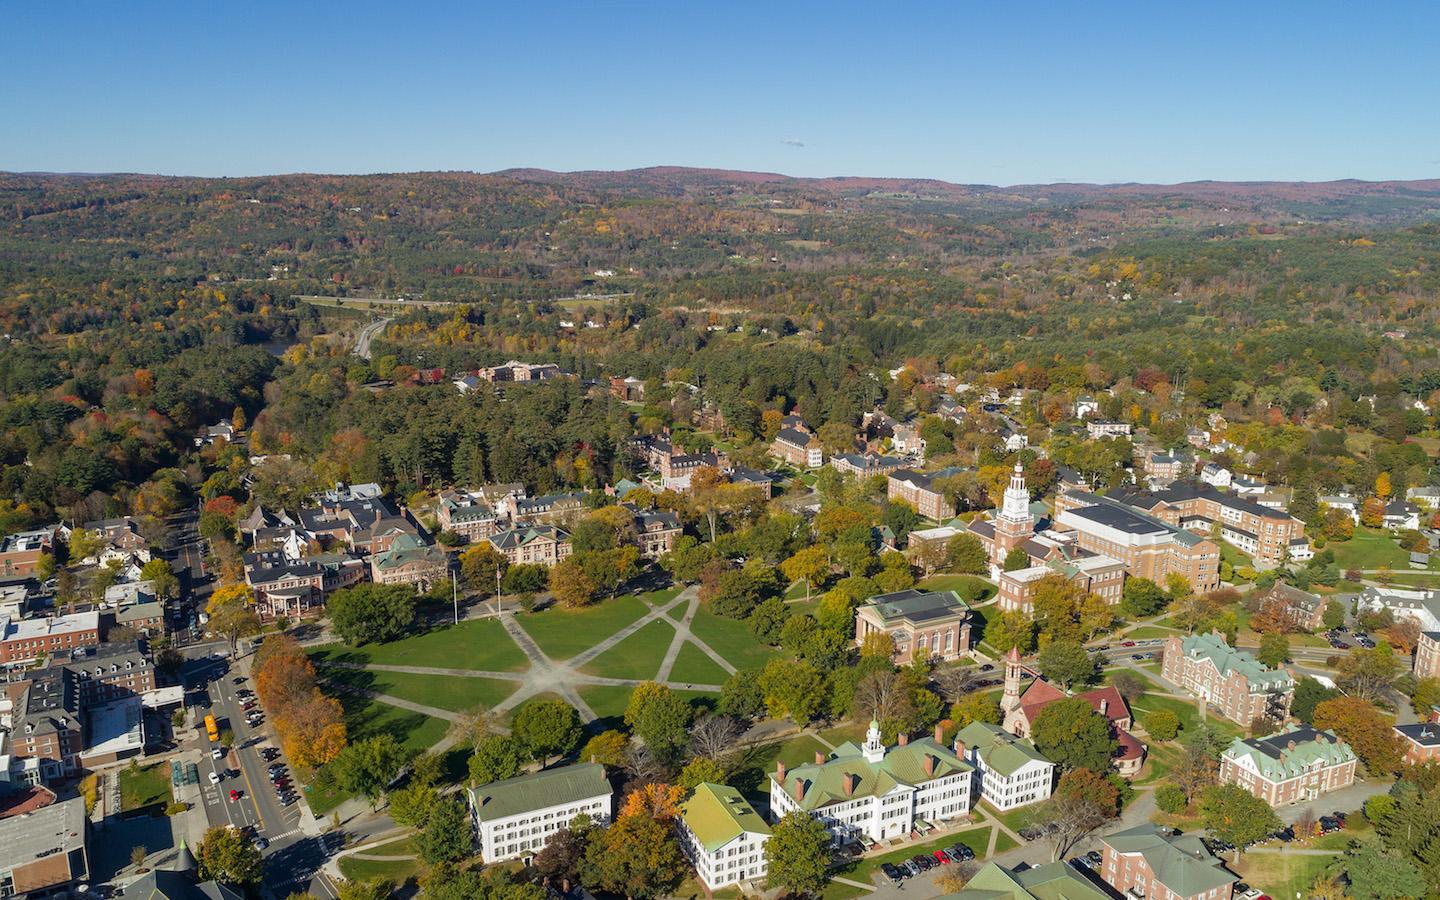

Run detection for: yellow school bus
[[205, 713, 219, 742]]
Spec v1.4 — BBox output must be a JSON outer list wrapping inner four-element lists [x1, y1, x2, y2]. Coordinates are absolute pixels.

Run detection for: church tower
[[992, 461, 1035, 570], [1001, 646, 1025, 716]]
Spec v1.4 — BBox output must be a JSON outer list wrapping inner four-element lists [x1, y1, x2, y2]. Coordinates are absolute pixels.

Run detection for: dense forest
[[3, 168, 1440, 524]]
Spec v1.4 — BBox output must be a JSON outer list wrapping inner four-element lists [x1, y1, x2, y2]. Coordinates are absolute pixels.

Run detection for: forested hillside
[[2, 167, 1440, 523]]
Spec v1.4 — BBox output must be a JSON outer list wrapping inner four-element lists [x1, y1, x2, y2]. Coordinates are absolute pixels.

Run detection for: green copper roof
[[1178, 631, 1293, 689], [956, 721, 1051, 778], [945, 860, 1111, 899], [469, 762, 610, 822], [371, 532, 448, 571], [1104, 824, 1237, 896], [773, 735, 970, 812], [1222, 727, 1355, 781], [680, 782, 771, 852]]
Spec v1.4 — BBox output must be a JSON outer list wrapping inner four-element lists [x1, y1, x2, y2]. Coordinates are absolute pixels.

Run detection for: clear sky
[[3, 1, 1438, 185]]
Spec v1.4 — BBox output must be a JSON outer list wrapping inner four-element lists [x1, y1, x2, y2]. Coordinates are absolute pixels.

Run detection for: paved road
[[353, 317, 391, 360]]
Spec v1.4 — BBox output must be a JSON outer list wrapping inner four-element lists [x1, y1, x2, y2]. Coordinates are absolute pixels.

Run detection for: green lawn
[[1133, 694, 1205, 736], [337, 691, 450, 753], [819, 721, 870, 746], [1126, 625, 1182, 640], [1232, 850, 1339, 898], [984, 802, 1037, 837], [321, 667, 518, 712], [730, 735, 833, 800], [918, 575, 997, 603], [1329, 527, 1409, 571], [1219, 540, 1253, 570], [119, 763, 172, 813], [309, 618, 527, 671], [638, 585, 684, 606], [517, 595, 648, 659], [338, 854, 421, 883], [667, 642, 732, 686], [785, 580, 813, 600], [580, 618, 675, 680], [687, 608, 779, 670], [577, 683, 719, 722]]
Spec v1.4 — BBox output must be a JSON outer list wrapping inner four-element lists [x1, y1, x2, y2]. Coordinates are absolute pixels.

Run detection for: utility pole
[[495, 566, 502, 618]]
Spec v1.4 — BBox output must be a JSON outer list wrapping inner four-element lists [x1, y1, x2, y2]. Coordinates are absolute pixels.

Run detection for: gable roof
[[957, 722, 1051, 777], [680, 782, 771, 852], [1223, 727, 1355, 782], [950, 860, 1111, 900], [1177, 632, 1293, 690], [469, 763, 610, 822], [774, 735, 970, 812], [1103, 824, 1236, 896], [124, 871, 243, 900]]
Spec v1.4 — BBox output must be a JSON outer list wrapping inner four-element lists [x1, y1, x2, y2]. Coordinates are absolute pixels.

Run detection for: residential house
[[609, 376, 647, 402], [729, 466, 774, 500], [676, 783, 770, 890], [1086, 420, 1132, 439], [1320, 493, 1361, 524], [452, 374, 482, 394], [485, 526, 572, 568], [1099, 824, 1237, 900], [768, 720, 972, 846], [1199, 461, 1230, 491], [1231, 476, 1267, 495], [956, 721, 1054, 811], [891, 422, 925, 457], [771, 428, 823, 469], [1074, 397, 1100, 419], [1218, 727, 1356, 805], [1161, 632, 1294, 725], [478, 360, 565, 382], [1356, 586, 1440, 631], [1385, 500, 1422, 530], [469, 763, 613, 863], [1252, 582, 1327, 632], [853, 589, 972, 664], [634, 509, 682, 559]]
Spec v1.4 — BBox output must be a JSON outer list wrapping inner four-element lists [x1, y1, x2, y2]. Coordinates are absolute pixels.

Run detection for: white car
[[208, 771, 221, 785], [211, 747, 225, 760]]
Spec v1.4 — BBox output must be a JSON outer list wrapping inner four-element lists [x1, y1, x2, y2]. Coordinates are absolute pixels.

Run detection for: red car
[[228, 789, 241, 802], [932, 850, 950, 864], [1121, 640, 1136, 647]]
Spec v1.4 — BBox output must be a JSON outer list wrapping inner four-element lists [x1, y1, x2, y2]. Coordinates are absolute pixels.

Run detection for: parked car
[[880, 863, 903, 882], [208, 771, 220, 785], [211, 747, 225, 759], [1271, 826, 1294, 842], [1085, 850, 1102, 865], [948, 844, 975, 861], [912, 854, 935, 871], [251, 836, 268, 851], [228, 789, 241, 802], [901, 860, 920, 877], [932, 849, 950, 865], [1121, 640, 1136, 647]]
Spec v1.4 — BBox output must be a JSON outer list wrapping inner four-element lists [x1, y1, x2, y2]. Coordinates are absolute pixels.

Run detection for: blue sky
[[3, 1, 1438, 184]]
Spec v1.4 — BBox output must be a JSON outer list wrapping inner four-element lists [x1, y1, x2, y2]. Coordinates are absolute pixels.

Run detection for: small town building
[[468, 763, 613, 863], [1161, 632, 1294, 726], [1099, 824, 1237, 900], [676, 782, 770, 890], [853, 589, 972, 664], [953, 861, 1111, 900], [956, 721, 1054, 811], [1218, 727, 1356, 805]]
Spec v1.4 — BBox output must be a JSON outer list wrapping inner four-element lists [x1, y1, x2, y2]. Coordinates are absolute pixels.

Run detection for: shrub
[[1145, 709, 1181, 742], [1156, 784, 1188, 814]]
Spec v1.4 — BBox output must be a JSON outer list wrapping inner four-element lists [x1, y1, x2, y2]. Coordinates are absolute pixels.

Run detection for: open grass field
[[1232, 850, 1338, 898], [667, 642, 732, 686], [119, 763, 172, 813], [338, 853, 422, 883], [1329, 527, 1409, 570], [337, 691, 450, 753], [686, 608, 779, 670], [322, 666, 517, 712], [518, 595, 649, 660], [638, 585, 684, 606], [918, 574, 997, 603], [310, 618, 528, 672], [1219, 540, 1253, 570], [1126, 625, 1182, 640], [580, 618, 675, 680]]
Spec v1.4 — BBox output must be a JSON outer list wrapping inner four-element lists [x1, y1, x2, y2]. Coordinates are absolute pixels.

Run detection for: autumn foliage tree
[[255, 632, 347, 766], [1313, 696, 1403, 776]]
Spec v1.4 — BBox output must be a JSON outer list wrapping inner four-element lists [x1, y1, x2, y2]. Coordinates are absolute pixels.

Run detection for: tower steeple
[[1001, 646, 1024, 716], [1000, 461, 1031, 523], [863, 718, 885, 763]]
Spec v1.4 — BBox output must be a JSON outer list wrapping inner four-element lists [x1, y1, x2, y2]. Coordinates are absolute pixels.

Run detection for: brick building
[[853, 589, 972, 664], [966, 463, 1036, 577], [1054, 489, 1220, 593], [1416, 630, 1440, 679], [771, 428, 823, 469], [1218, 727, 1356, 805], [1100, 824, 1236, 900], [1114, 482, 1308, 567], [435, 489, 501, 542], [485, 525, 572, 568], [887, 468, 964, 521], [369, 533, 450, 590], [1162, 632, 1294, 725], [996, 555, 1126, 614], [0, 612, 102, 666]]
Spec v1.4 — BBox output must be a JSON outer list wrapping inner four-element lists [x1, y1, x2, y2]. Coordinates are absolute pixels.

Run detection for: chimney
[[934, 724, 945, 744], [1099, 698, 1109, 716], [924, 754, 936, 777], [776, 761, 787, 783], [815, 751, 826, 765], [1287, 740, 1297, 751], [793, 779, 805, 802], [843, 773, 857, 796], [898, 732, 909, 746], [954, 739, 966, 759]]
